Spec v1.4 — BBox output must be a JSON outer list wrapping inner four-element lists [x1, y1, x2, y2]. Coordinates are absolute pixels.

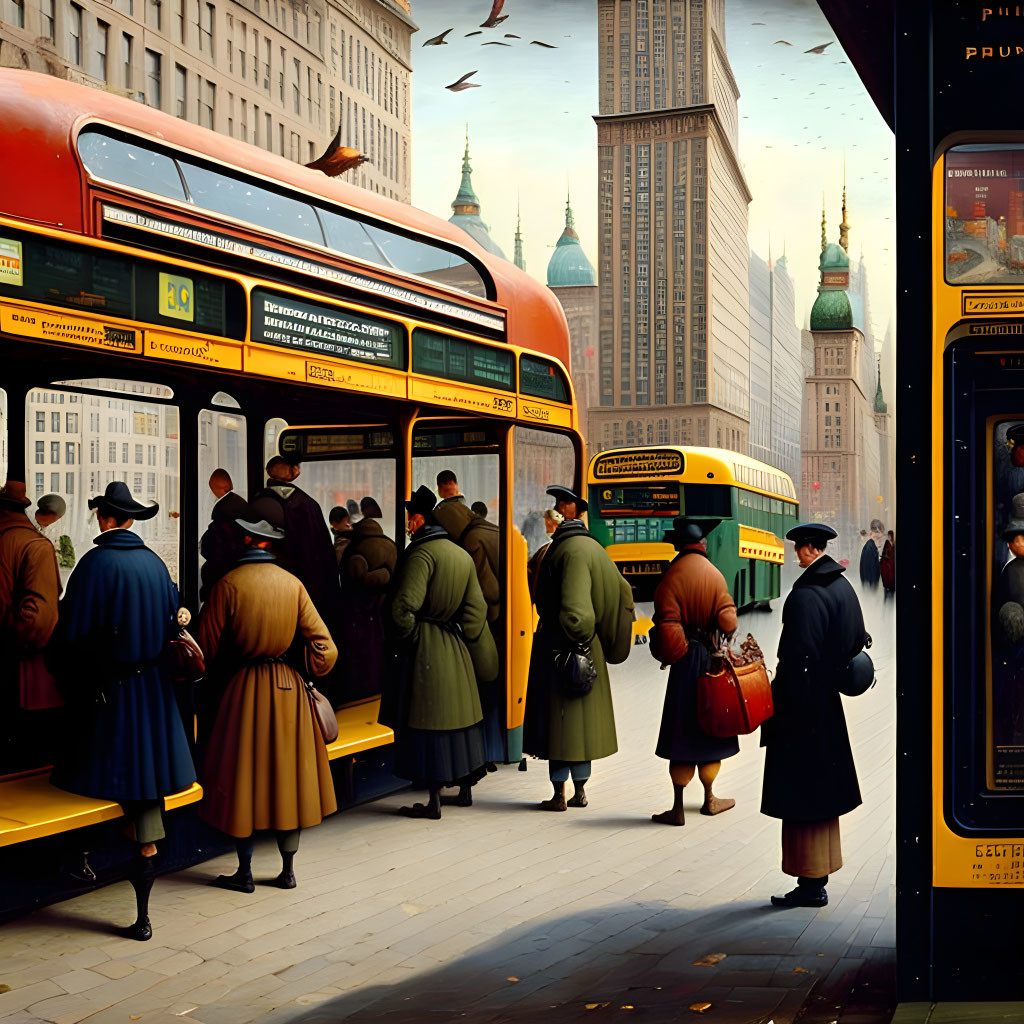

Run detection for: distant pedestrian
[[199, 469, 248, 603], [381, 485, 497, 820], [880, 530, 895, 597], [51, 481, 195, 941], [650, 518, 739, 825], [523, 486, 634, 810], [198, 512, 338, 891], [329, 505, 353, 564], [471, 501, 489, 519], [858, 523, 881, 589], [761, 522, 866, 909]]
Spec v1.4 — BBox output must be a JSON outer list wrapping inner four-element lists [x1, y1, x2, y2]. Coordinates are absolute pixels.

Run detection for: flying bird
[[804, 41, 834, 54], [752, 21, 765, 25], [422, 28, 453, 46], [480, 0, 507, 27], [305, 129, 367, 177], [504, 33, 520, 38], [774, 39, 792, 45], [465, 30, 482, 36], [446, 70, 481, 92], [530, 40, 557, 47], [482, 41, 511, 45]]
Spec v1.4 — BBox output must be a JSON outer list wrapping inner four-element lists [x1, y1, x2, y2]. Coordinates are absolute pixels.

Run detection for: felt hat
[[837, 651, 876, 697], [0, 481, 31, 509], [786, 521, 837, 548], [1003, 492, 1024, 540], [361, 496, 383, 518], [664, 516, 722, 548], [405, 485, 437, 518], [88, 481, 159, 520], [234, 516, 285, 541], [36, 493, 67, 518], [546, 485, 588, 514]]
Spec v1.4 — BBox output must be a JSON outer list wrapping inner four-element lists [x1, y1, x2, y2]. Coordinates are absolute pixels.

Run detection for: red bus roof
[[0, 69, 571, 365]]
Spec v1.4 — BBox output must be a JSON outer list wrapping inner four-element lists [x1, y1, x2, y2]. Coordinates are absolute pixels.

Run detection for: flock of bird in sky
[[423, 0, 560, 92]]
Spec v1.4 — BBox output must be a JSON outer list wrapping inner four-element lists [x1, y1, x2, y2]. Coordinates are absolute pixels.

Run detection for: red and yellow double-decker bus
[[0, 69, 582, 897]]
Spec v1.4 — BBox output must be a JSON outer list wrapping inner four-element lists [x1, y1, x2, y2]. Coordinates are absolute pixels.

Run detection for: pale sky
[[409, 0, 895, 342]]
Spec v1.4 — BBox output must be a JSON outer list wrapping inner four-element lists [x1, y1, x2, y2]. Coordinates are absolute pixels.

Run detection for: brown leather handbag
[[304, 678, 339, 744], [697, 633, 774, 737], [163, 626, 206, 684]]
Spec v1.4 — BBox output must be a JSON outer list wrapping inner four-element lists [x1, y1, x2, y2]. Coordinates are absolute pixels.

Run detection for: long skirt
[[781, 817, 843, 877], [52, 668, 196, 803], [392, 722, 487, 787], [656, 643, 740, 764]]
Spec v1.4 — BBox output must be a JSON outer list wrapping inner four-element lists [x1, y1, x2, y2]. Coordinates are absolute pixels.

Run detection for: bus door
[[271, 423, 401, 708], [410, 418, 507, 756]]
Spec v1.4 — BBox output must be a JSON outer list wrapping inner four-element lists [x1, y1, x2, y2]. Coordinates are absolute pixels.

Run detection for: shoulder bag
[[304, 678, 339, 744], [163, 609, 205, 684], [697, 633, 774, 737], [554, 642, 598, 698]]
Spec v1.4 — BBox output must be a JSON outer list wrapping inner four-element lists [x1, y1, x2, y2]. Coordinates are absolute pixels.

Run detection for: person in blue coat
[[51, 481, 196, 941]]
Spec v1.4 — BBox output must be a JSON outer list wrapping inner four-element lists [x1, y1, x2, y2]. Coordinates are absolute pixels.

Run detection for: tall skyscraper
[[0, 0, 415, 201], [589, 0, 752, 455]]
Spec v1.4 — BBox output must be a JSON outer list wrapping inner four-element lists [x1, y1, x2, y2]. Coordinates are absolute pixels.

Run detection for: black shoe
[[770, 885, 827, 908]]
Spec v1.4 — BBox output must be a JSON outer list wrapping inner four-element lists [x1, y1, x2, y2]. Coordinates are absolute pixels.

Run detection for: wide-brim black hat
[[786, 521, 837, 547], [87, 481, 158, 520], [664, 517, 722, 547], [234, 517, 286, 541], [546, 485, 588, 514], [405, 484, 437, 518]]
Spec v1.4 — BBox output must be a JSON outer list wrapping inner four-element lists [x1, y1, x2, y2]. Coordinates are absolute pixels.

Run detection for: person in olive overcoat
[[198, 513, 338, 891], [337, 497, 398, 703], [649, 518, 739, 825], [50, 481, 195, 942], [761, 522, 866, 909], [523, 486, 634, 811], [381, 485, 497, 820]]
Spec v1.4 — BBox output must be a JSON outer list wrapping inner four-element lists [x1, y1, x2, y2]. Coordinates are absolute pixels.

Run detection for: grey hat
[[36, 493, 66, 518], [235, 517, 285, 541], [1003, 492, 1024, 540]]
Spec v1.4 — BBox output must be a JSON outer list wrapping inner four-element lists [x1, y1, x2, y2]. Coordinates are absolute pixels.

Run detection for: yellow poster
[[159, 272, 194, 322], [0, 238, 22, 287]]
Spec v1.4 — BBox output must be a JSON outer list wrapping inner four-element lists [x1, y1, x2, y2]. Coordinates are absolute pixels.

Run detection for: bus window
[[412, 426, 500, 532], [77, 127, 188, 202], [264, 417, 288, 467], [683, 483, 732, 518], [513, 426, 575, 557], [25, 382, 180, 589]]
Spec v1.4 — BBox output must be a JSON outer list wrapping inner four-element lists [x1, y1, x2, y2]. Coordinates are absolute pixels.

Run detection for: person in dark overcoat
[[381, 485, 497, 820], [337, 497, 398, 704], [198, 513, 337, 891], [50, 481, 195, 941], [523, 486, 634, 811], [199, 469, 249, 604], [649, 518, 739, 825], [761, 522, 866, 909], [880, 530, 895, 597], [330, 505, 353, 564]]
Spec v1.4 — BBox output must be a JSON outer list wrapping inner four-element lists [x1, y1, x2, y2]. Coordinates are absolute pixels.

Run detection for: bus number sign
[[594, 450, 683, 478]]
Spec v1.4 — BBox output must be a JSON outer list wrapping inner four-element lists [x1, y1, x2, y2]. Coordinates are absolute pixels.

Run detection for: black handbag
[[554, 643, 598, 698]]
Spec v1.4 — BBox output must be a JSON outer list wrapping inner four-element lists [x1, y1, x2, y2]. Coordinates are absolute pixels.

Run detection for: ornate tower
[[513, 201, 526, 272], [448, 128, 506, 258]]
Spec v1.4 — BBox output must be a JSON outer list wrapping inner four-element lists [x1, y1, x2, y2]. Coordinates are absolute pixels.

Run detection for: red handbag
[[697, 634, 774, 737]]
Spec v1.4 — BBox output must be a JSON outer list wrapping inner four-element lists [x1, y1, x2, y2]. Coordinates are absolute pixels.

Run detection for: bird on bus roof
[[305, 128, 368, 178], [480, 0, 508, 28]]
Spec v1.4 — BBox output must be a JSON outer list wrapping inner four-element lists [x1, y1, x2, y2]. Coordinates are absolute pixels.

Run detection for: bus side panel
[[708, 520, 742, 607]]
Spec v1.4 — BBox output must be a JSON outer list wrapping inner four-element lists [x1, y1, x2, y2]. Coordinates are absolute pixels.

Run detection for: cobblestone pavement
[[0, 589, 896, 1024]]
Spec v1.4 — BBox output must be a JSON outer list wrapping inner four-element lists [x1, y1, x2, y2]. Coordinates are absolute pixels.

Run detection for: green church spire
[[452, 125, 480, 214], [513, 199, 526, 271]]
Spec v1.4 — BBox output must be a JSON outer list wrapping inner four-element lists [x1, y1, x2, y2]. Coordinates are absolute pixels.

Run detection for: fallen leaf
[[690, 1004, 713, 1014], [793, 966, 809, 973], [507, 977, 519, 982], [692, 952, 727, 966], [585, 1003, 610, 1011]]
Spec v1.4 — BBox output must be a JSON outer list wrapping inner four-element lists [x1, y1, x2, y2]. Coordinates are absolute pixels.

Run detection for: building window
[[145, 49, 162, 108], [147, 0, 160, 30], [34, 441, 44, 465], [35, 411, 45, 432], [292, 57, 301, 114], [1, 0, 25, 29], [122, 443, 128, 463], [49, 441, 60, 463], [122, 33, 133, 90], [200, 2, 214, 53], [175, 64, 187, 118], [135, 444, 143, 464], [134, 473, 143, 492], [51, 412, 59, 432], [65, 473, 74, 494], [50, 473, 59, 492], [66, 443, 75, 465], [40, 0, 54, 40], [108, 441, 117, 462], [200, 79, 215, 128], [68, 3, 82, 65], [35, 473, 43, 494], [66, 412, 78, 432]]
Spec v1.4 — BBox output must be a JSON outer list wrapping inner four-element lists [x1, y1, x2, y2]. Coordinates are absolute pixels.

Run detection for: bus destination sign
[[593, 450, 683, 479], [251, 289, 403, 369]]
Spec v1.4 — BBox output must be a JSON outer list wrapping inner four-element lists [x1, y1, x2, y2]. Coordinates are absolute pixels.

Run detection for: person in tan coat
[[198, 512, 338, 892], [649, 518, 739, 825]]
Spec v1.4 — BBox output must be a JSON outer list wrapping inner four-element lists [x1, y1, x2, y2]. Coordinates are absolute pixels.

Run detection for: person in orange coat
[[198, 510, 337, 892], [649, 517, 739, 825]]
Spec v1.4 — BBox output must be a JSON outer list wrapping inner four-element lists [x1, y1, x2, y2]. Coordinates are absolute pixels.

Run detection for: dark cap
[[329, 505, 349, 523], [360, 496, 383, 518], [665, 516, 721, 548], [405, 485, 437, 518], [786, 521, 837, 548], [235, 516, 286, 541], [546, 485, 588, 514], [88, 481, 159, 521]]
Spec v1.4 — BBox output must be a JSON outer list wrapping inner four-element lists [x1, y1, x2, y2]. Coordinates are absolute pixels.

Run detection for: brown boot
[[700, 795, 736, 816], [539, 781, 567, 811]]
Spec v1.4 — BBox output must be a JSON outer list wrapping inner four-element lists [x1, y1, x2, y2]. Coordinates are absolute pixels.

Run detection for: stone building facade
[[0, 0, 414, 201], [590, 0, 752, 456]]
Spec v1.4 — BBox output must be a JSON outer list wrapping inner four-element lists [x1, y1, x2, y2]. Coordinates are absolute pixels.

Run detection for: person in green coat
[[382, 485, 498, 820], [523, 485, 635, 811]]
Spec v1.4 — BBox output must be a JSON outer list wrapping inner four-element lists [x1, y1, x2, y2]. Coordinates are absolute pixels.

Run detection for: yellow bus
[[587, 446, 798, 607]]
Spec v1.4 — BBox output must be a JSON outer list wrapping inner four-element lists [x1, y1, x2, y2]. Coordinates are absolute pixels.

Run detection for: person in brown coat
[[198, 513, 338, 892], [0, 481, 62, 772], [649, 518, 739, 825]]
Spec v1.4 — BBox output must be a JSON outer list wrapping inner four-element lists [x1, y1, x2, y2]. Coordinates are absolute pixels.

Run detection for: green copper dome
[[546, 198, 595, 287], [820, 242, 850, 271], [810, 289, 853, 331], [448, 130, 506, 259]]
